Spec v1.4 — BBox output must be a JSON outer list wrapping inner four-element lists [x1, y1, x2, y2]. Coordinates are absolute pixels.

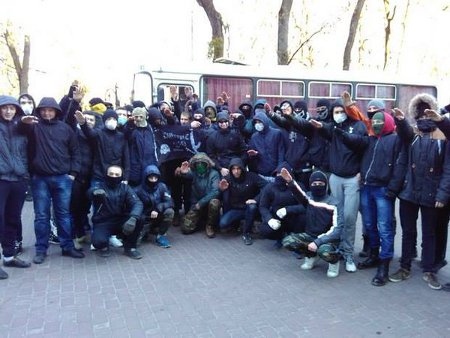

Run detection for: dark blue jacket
[[248, 112, 286, 176], [135, 165, 174, 214]]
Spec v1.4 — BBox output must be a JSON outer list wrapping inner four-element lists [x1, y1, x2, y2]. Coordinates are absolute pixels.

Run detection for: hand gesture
[[247, 149, 258, 157], [220, 91, 230, 102], [220, 168, 229, 177], [424, 109, 444, 122], [392, 108, 404, 120], [280, 168, 293, 183], [73, 86, 84, 103], [341, 91, 352, 107], [309, 119, 323, 129], [264, 102, 272, 114], [190, 121, 201, 129], [170, 85, 179, 101], [180, 161, 190, 174], [21, 115, 39, 124], [75, 110, 86, 125], [219, 178, 229, 191]]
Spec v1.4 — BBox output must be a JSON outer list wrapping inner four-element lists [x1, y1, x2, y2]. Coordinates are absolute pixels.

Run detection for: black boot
[[371, 259, 390, 286], [358, 234, 370, 258], [357, 247, 380, 269]]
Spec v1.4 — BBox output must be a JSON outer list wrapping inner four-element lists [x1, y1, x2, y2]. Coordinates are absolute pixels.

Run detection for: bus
[[131, 63, 438, 116]]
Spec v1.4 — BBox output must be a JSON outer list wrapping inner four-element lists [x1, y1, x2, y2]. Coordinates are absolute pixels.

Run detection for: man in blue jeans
[[21, 97, 84, 264], [218, 158, 267, 245]]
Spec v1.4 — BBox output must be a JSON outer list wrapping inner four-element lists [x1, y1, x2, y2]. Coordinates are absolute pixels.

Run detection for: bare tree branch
[[287, 26, 325, 65], [343, 0, 366, 70]]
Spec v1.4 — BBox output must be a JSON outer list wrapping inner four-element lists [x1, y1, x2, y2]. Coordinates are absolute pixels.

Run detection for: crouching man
[[281, 169, 344, 278], [88, 165, 144, 259]]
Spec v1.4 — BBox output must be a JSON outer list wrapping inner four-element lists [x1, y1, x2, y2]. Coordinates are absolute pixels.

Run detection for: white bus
[[131, 63, 438, 115]]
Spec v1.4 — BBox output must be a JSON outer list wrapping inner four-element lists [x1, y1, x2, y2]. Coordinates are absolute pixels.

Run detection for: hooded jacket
[[25, 97, 81, 176], [135, 165, 173, 214], [0, 95, 29, 181], [221, 158, 267, 211], [395, 93, 450, 206], [248, 112, 286, 176], [182, 152, 220, 207]]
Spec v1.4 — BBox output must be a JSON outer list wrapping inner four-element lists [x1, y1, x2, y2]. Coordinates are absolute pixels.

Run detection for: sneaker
[[389, 268, 411, 282], [205, 225, 216, 238], [423, 272, 442, 290], [156, 234, 171, 248], [14, 241, 23, 256], [0, 267, 8, 280], [301, 256, 319, 270], [49, 233, 60, 245], [327, 261, 340, 278], [33, 253, 47, 264], [345, 257, 357, 273], [124, 248, 143, 260], [3, 257, 31, 268], [109, 235, 123, 248], [242, 233, 253, 245], [97, 247, 111, 258], [90, 244, 97, 251]]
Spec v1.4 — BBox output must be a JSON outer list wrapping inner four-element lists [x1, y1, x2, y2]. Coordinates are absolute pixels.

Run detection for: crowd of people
[[1, 81, 450, 292]]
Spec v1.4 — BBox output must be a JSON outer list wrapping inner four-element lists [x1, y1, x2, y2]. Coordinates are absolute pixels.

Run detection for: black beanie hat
[[102, 109, 118, 122], [309, 171, 327, 186], [293, 100, 308, 112], [316, 98, 331, 110], [89, 97, 104, 106]]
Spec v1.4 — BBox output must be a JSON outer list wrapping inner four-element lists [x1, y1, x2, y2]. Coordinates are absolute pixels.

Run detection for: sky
[[2, 0, 450, 105]]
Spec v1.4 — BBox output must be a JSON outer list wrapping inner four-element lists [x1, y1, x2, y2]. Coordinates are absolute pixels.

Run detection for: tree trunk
[[196, 0, 225, 60], [3, 26, 30, 94], [383, 1, 396, 70], [277, 0, 293, 65], [343, 0, 366, 70]]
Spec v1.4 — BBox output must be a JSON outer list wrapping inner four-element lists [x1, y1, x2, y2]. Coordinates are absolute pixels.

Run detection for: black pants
[[160, 159, 192, 212], [70, 177, 91, 238], [92, 218, 143, 250]]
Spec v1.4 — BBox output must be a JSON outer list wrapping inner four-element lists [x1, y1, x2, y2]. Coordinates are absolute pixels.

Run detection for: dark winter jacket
[[248, 112, 286, 176], [396, 94, 450, 207], [81, 123, 130, 181], [221, 158, 267, 211], [135, 165, 174, 214], [319, 116, 367, 177], [0, 95, 29, 181], [206, 114, 248, 171], [88, 181, 143, 226], [24, 97, 81, 176]]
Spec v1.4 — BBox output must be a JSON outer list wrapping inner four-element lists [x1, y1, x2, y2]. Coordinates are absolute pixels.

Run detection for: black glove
[[385, 190, 397, 201], [333, 127, 346, 137], [92, 189, 106, 203], [123, 217, 137, 236]]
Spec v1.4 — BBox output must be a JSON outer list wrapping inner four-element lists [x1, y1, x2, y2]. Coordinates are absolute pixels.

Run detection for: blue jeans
[[360, 185, 394, 260], [32, 174, 75, 253], [219, 204, 258, 233]]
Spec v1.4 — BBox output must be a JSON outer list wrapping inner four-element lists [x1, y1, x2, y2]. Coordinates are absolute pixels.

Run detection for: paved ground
[[1, 202, 450, 338]]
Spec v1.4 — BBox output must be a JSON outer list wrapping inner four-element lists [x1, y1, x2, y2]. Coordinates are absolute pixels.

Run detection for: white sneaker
[[327, 261, 340, 278], [301, 256, 319, 270], [109, 235, 123, 248], [345, 257, 357, 272]]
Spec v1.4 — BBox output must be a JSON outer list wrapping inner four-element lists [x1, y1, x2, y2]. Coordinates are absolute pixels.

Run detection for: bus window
[[281, 81, 304, 97], [132, 72, 153, 106], [309, 81, 352, 98], [156, 84, 194, 103], [331, 83, 352, 97], [201, 76, 253, 111], [258, 80, 280, 96], [356, 84, 397, 111], [397, 85, 437, 112]]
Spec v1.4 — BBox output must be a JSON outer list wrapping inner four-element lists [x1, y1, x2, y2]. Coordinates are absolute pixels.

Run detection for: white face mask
[[21, 104, 34, 115], [105, 119, 117, 130], [255, 122, 264, 132], [333, 112, 347, 124]]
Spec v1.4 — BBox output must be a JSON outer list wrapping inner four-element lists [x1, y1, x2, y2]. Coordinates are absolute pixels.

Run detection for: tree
[[196, 0, 225, 60], [277, 0, 293, 65], [343, 0, 366, 70], [383, 0, 396, 70], [1, 21, 30, 94]]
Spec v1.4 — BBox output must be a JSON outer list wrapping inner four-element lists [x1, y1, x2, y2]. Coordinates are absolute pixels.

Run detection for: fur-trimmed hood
[[189, 152, 215, 170], [408, 93, 438, 120]]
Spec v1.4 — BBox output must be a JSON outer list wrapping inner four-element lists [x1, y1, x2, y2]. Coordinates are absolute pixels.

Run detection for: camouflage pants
[[282, 232, 341, 264], [181, 199, 220, 234], [140, 208, 175, 236]]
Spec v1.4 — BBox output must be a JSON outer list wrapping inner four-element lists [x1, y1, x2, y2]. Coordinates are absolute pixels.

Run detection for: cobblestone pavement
[[1, 202, 450, 338]]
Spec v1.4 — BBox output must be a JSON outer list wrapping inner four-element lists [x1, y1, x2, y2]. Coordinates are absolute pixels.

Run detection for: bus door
[[132, 71, 153, 107]]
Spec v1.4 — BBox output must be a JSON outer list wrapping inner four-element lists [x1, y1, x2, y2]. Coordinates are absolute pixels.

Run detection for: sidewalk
[[1, 202, 450, 337]]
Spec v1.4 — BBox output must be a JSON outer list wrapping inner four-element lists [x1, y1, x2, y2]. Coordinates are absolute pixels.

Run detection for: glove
[[122, 217, 137, 236], [333, 127, 345, 137], [385, 190, 397, 201], [92, 189, 106, 203], [268, 218, 281, 230], [276, 208, 287, 219]]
